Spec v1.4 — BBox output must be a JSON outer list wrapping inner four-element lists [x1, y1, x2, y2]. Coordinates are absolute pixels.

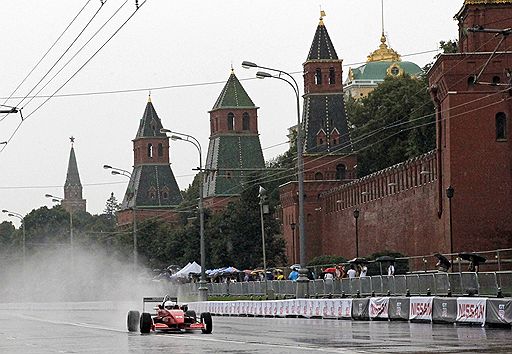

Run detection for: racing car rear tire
[[140, 312, 153, 334], [200, 312, 213, 334], [127, 310, 140, 332]]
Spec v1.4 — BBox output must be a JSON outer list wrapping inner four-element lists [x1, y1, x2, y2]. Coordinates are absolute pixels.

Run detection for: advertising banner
[[311, 299, 322, 317], [456, 297, 487, 325], [485, 299, 512, 325], [388, 297, 409, 321], [409, 297, 433, 321], [432, 297, 457, 323], [336, 299, 352, 319], [351, 298, 369, 320], [322, 299, 337, 319], [369, 297, 389, 320]]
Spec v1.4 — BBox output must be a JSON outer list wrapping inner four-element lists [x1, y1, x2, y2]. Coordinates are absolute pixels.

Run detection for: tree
[[205, 181, 286, 270], [347, 74, 435, 177], [103, 192, 120, 222]]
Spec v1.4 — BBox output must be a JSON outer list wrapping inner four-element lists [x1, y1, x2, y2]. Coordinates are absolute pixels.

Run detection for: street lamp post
[[290, 222, 296, 265], [45, 194, 73, 254], [103, 165, 138, 270], [160, 128, 208, 302], [446, 185, 455, 269], [258, 186, 269, 294], [2, 210, 26, 268], [242, 61, 308, 289], [353, 209, 360, 258]]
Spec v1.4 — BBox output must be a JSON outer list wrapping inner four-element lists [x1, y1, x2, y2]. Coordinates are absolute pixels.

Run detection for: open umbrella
[[323, 267, 337, 273], [348, 257, 368, 264], [289, 264, 300, 270], [375, 256, 395, 275], [434, 253, 451, 270], [458, 252, 486, 264]]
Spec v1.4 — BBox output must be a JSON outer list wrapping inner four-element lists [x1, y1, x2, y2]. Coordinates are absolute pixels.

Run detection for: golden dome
[[367, 33, 401, 62]]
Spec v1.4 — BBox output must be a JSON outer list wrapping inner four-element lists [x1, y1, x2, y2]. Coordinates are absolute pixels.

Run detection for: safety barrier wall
[[180, 272, 512, 298], [187, 297, 512, 327]]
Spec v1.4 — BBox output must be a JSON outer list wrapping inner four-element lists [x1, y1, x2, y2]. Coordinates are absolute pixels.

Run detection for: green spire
[[211, 71, 255, 110], [65, 143, 82, 188]]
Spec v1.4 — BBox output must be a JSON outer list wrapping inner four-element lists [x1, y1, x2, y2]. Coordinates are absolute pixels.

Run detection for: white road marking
[[11, 313, 353, 353]]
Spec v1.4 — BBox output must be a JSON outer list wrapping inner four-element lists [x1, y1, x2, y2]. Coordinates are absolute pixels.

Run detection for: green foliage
[[347, 74, 435, 177], [307, 255, 346, 267], [205, 181, 287, 270], [0, 221, 16, 257], [439, 39, 458, 54], [423, 39, 459, 72], [103, 192, 120, 222]]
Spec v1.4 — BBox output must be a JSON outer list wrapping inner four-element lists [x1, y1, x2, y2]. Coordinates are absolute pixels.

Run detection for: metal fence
[[175, 271, 512, 299]]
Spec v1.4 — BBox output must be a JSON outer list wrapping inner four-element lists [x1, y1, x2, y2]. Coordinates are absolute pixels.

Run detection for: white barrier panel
[[369, 297, 389, 320], [456, 297, 487, 325], [191, 297, 493, 327], [321, 299, 337, 319], [338, 299, 353, 319], [409, 297, 434, 321]]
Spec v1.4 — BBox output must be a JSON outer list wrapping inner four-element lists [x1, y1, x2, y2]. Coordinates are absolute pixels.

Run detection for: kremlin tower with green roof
[[117, 97, 183, 226], [203, 70, 265, 211]]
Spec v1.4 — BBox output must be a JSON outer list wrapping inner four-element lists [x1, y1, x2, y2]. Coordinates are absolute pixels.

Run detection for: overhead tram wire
[[51, 42, 512, 231], [0, 48, 442, 101], [117, 89, 511, 234], [0, 0, 94, 120], [2, 0, 109, 123], [19, 0, 130, 112], [0, 0, 148, 152]]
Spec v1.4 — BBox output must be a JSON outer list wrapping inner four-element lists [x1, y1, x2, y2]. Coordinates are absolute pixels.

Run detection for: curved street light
[[160, 128, 207, 302], [45, 194, 74, 254], [242, 61, 307, 285], [103, 164, 137, 270]]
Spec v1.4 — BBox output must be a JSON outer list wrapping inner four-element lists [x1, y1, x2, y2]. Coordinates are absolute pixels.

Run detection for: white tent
[[174, 261, 201, 278]]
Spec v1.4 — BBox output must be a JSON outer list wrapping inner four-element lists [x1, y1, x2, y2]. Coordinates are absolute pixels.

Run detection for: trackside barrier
[[189, 271, 512, 298], [187, 297, 512, 327]]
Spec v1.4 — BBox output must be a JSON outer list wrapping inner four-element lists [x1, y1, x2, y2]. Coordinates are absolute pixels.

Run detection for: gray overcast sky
[[1, 0, 462, 225]]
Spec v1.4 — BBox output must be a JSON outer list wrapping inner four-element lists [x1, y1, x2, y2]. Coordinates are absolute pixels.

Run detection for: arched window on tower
[[314, 172, 323, 180], [158, 143, 163, 157], [315, 68, 322, 85], [227, 112, 234, 131], [496, 112, 507, 140], [242, 112, 250, 130], [329, 67, 335, 84], [147, 143, 153, 158], [336, 164, 346, 180]]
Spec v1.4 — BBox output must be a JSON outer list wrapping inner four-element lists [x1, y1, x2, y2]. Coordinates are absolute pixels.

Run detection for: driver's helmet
[[164, 300, 176, 310]]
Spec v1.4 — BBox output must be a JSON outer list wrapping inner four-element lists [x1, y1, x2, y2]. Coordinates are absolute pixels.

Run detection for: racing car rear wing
[[142, 296, 178, 313]]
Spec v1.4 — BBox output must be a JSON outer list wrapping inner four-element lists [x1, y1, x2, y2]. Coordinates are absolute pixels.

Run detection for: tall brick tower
[[203, 70, 265, 211], [280, 13, 356, 262], [62, 137, 86, 213], [117, 97, 183, 226], [302, 13, 356, 180], [429, 0, 512, 253]]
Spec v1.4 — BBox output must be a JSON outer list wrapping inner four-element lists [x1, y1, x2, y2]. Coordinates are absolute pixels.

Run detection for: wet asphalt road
[[0, 303, 510, 353]]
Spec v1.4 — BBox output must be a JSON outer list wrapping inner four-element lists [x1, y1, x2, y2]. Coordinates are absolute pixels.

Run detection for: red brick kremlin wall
[[318, 151, 442, 260]]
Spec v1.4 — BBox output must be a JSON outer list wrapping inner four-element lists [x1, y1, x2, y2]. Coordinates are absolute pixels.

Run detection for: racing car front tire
[[127, 310, 140, 332], [185, 310, 197, 321], [140, 312, 153, 334], [200, 312, 212, 334]]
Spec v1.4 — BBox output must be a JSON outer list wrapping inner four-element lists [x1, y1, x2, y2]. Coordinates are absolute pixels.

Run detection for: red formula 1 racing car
[[127, 295, 212, 334]]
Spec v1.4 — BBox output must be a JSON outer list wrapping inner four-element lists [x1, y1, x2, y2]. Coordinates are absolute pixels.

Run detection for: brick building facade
[[280, 1, 512, 264]]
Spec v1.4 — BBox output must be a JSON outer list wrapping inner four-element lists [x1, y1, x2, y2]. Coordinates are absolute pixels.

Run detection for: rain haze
[[0, 0, 462, 225]]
